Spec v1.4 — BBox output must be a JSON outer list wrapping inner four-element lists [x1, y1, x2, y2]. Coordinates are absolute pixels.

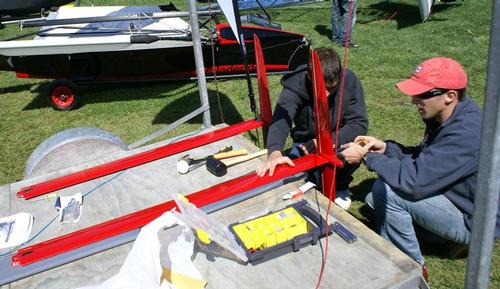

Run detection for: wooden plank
[[0, 184, 11, 289], [3, 134, 422, 289], [0, 184, 10, 217], [191, 182, 422, 289], [5, 135, 269, 289], [8, 134, 260, 249]]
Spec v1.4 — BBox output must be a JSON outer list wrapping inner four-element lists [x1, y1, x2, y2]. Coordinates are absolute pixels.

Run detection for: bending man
[[256, 47, 368, 209]]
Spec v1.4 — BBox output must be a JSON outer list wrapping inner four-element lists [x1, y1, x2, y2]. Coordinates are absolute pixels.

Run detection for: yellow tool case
[[229, 200, 334, 265]]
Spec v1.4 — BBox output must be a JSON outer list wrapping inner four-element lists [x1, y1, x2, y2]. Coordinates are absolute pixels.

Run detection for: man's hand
[[299, 139, 317, 155], [256, 150, 295, 177], [340, 142, 369, 165], [354, 136, 386, 154]]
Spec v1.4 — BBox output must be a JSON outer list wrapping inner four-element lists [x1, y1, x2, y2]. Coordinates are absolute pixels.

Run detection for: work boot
[[331, 37, 340, 44], [335, 189, 351, 210], [337, 41, 359, 49]]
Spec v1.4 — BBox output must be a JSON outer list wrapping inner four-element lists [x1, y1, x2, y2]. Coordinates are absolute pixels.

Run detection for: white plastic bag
[[77, 211, 206, 289]]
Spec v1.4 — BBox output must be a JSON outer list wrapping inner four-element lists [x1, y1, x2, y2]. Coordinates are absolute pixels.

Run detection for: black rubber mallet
[[206, 149, 268, 177], [177, 148, 248, 174]]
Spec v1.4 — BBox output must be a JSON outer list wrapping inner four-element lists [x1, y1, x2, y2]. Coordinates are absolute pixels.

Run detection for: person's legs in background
[[340, 0, 357, 47], [332, 0, 358, 48], [365, 179, 471, 265], [331, 0, 342, 44]]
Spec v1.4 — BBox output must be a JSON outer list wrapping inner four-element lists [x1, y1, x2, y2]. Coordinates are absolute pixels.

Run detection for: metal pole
[[188, 0, 212, 128], [127, 105, 210, 149], [465, 1, 500, 288]]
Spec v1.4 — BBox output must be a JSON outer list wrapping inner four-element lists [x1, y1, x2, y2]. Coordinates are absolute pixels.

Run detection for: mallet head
[[177, 154, 204, 174], [177, 159, 191, 174], [206, 156, 227, 177]]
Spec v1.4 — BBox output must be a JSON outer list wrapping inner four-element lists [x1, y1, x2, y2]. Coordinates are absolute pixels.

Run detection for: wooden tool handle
[[213, 149, 248, 159], [223, 149, 268, 167]]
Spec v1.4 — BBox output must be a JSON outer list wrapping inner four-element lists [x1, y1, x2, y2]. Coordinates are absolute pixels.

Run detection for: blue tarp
[[199, 0, 322, 11]]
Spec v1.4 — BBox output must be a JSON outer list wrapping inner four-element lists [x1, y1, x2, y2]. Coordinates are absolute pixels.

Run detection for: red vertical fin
[[310, 49, 343, 199], [254, 34, 272, 146]]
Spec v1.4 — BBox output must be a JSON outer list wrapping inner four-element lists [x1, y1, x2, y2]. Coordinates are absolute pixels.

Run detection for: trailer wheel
[[24, 127, 127, 179], [48, 80, 80, 111]]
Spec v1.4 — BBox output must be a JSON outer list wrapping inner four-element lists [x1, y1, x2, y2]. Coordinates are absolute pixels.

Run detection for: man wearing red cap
[[340, 57, 500, 276]]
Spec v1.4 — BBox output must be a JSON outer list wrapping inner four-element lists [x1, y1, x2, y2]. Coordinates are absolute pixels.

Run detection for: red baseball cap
[[396, 57, 468, 96]]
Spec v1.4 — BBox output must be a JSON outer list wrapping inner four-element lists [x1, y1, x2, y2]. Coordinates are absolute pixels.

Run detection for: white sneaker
[[334, 189, 352, 210]]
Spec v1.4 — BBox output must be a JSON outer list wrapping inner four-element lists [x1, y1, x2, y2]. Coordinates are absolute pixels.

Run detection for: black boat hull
[[8, 24, 309, 83]]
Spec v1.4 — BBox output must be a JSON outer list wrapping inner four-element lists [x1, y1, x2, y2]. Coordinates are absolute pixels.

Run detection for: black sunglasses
[[415, 89, 449, 99]]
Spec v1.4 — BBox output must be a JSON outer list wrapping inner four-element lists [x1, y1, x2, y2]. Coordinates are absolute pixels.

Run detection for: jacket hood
[[280, 64, 311, 101], [280, 64, 356, 104]]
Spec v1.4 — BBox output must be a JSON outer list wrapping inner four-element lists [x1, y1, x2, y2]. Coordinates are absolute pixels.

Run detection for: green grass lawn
[[0, 0, 498, 288]]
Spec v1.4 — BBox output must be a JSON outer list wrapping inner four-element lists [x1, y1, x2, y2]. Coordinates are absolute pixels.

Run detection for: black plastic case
[[229, 200, 334, 265]]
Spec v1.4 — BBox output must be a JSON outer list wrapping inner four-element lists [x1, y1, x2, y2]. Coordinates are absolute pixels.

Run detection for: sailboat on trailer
[[0, 4, 309, 110]]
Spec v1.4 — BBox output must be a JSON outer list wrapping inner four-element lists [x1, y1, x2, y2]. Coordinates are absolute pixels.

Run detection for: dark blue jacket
[[365, 97, 500, 236], [266, 65, 368, 154]]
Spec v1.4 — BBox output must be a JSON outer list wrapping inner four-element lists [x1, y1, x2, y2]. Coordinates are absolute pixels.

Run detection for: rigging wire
[[208, 0, 225, 124], [0, 170, 126, 258], [314, 0, 356, 288]]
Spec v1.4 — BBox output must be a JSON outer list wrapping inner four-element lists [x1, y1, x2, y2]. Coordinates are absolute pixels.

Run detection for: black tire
[[48, 79, 80, 111]]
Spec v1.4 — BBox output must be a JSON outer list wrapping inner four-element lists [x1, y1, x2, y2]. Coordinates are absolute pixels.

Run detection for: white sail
[[217, 0, 241, 43], [419, 0, 433, 22]]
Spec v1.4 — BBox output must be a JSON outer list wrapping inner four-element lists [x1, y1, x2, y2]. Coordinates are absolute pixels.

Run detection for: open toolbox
[[229, 200, 334, 265]]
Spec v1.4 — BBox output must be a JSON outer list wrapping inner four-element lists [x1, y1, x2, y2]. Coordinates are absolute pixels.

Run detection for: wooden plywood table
[[193, 184, 425, 289], [0, 133, 425, 289]]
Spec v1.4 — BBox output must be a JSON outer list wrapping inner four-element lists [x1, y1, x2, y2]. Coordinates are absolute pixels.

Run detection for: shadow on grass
[[19, 82, 48, 109], [419, 241, 454, 259], [0, 83, 38, 95], [152, 88, 245, 126], [314, 24, 332, 40], [22, 81, 246, 126], [267, 8, 321, 23], [351, 177, 375, 202], [22, 81, 197, 110], [21, 79, 252, 140], [357, 1, 461, 29], [151, 87, 261, 145]]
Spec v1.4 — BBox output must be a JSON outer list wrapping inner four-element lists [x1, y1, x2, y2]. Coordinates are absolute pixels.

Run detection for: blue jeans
[[365, 179, 471, 264], [332, 0, 357, 44], [289, 143, 358, 191]]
